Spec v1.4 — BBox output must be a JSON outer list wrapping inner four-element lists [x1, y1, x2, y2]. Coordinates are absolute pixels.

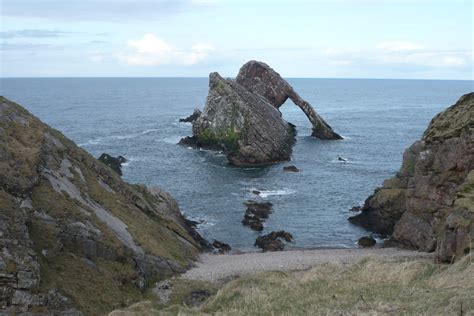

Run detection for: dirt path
[[181, 248, 433, 283]]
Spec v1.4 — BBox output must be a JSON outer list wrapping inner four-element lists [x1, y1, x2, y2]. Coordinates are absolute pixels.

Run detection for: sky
[[0, 0, 472, 79]]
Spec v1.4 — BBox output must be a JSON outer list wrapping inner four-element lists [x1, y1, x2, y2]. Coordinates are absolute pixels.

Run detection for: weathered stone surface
[[0, 96, 206, 314], [211, 240, 231, 254], [180, 61, 341, 166], [349, 92, 474, 262], [236, 61, 342, 140]]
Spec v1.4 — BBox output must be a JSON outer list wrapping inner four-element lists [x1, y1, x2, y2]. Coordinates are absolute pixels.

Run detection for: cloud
[[376, 41, 423, 52], [324, 41, 471, 70], [0, 29, 78, 39], [117, 34, 214, 66]]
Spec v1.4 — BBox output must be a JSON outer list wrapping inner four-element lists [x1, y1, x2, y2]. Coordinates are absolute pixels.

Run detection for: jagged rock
[[98, 153, 127, 176], [350, 206, 362, 212], [242, 201, 273, 231], [212, 240, 231, 254], [283, 165, 300, 172], [358, 236, 376, 247], [0, 97, 206, 314], [349, 93, 474, 262], [252, 190, 261, 196], [255, 231, 294, 252], [236, 61, 342, 140], [180, 61, 341, 166], [179, 108, 202, 123]]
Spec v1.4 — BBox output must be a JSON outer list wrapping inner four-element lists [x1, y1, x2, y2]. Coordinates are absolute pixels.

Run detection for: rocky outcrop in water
[[98, 153, 127, 176], [349, 93, 474, 262], [0, 97, 206, 314], [242, 201, 273, 231], [179, 108, 202, 123], [180, 61, 340, 166], [255, 231, 294, 252]]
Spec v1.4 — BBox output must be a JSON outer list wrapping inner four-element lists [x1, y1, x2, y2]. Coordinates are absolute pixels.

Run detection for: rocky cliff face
[[0, 97, 205, 314], [349, 92, 474, 262], [180, 61, 340, 166]]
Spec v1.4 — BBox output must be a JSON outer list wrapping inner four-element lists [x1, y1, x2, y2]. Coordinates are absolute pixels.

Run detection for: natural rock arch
[[235, 60, 342, 140]]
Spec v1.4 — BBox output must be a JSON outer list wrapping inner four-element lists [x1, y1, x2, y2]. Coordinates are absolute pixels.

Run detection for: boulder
[[180, 61, 341, 166], [255, 231, 294, 252], [212, 240, 231, 254], [98, 153, 127, 176], [358, 236, 376, 247], [349, 93, 474, 262]]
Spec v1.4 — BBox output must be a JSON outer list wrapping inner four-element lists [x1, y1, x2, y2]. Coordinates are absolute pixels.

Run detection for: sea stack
[[349, 92, 474, 262], [179, 61, 341, 166]]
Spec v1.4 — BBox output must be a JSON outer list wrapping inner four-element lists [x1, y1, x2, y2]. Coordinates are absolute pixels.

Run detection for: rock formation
[[236, 61, 342, 140], [0, 97, 207, 314], [349, 92, 474, 262], [255, 231, 294, 252], [179, 61, 341, 166], [98, 153, 127, 176], [242, 201, 273, 231], [179, 108, 202, 123]]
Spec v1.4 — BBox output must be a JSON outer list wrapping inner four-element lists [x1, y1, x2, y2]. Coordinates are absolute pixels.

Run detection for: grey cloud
[[0, 29, 79, 39]]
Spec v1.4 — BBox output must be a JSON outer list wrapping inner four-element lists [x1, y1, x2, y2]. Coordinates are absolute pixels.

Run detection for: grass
[[110, 255, 474, 315]]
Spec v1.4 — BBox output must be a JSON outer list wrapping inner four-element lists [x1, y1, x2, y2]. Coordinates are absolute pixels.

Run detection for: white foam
[[254, 188, 296, 198], [78, 128, 161, 147]]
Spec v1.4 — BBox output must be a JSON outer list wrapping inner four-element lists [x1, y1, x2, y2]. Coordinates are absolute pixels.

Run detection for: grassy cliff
[[0, 96, 205, 314]]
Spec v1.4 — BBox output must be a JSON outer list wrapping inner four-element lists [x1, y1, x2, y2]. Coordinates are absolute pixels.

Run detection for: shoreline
[[182, 247, 433, 283]]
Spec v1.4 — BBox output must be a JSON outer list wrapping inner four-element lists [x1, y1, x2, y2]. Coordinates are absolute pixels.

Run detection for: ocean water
[[1, 78, 472, 251]]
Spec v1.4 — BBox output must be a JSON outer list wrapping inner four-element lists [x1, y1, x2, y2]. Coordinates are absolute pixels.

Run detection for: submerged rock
[[283, 165, 300, 172], [255, 231, 294, 252], [98, 153, 127, 176], [349, 92, 474, 262], [180, 61, 340, 166], [0, 97, 206, 314], [179, 108, 202, 123]]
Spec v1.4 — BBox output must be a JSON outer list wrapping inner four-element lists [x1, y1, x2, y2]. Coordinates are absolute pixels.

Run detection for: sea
[[1, 77, 472, 251]]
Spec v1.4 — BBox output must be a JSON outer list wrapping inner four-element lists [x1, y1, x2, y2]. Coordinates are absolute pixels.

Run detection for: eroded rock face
[[98, 153, 127, 176], [180, 61, 340, 166], [255, 231, 294, 252], [0, 97, 206, 314], [349, 93, 474, 262]]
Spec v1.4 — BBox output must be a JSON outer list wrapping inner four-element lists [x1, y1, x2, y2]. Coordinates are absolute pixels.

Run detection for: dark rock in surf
[[350, 206, 362, 212], [255, 231, 294, 252], [242, 201, 273, 231], [252, 190, 261, 196], [179, 61, 341, 166], [98, 153, 127, 176], [358, 236, 376, 247], [283, 165, 300, 172], [179, 108, 202, 123], [212, 240, 231, 254]]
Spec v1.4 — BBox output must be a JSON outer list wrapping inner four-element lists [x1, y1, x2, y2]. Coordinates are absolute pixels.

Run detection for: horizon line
[[1, 76, 472, 81]]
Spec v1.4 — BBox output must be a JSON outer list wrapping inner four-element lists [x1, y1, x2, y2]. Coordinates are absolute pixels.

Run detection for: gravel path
[[181, 248, 433, 283]]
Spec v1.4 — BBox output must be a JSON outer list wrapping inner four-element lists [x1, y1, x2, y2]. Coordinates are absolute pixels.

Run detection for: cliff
[[349, 92, 474, 262], [0, 97, 206, 314]]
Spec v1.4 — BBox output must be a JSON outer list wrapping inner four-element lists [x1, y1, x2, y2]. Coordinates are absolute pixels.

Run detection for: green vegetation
[[111, 255, 474, 315], [198, 126, 240, 152]]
